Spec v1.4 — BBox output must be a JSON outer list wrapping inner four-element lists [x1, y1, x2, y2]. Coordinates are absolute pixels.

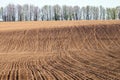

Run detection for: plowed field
[[0, 20, 120, 80]]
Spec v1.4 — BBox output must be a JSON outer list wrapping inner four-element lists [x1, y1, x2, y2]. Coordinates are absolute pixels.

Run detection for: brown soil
[[0, 20, 120, 80]]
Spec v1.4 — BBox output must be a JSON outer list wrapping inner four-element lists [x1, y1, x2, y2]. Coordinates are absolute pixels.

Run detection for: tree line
[[0, 4, 120, 21]]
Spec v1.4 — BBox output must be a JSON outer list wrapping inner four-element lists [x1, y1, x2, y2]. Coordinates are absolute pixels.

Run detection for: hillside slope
[[0, 20, 120, 80]]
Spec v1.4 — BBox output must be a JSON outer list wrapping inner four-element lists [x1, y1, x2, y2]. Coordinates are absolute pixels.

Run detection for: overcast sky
[[0, 0, 120, 8]]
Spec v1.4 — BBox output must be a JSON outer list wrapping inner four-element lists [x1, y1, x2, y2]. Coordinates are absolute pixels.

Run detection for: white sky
[[0, 0, 120, 8]]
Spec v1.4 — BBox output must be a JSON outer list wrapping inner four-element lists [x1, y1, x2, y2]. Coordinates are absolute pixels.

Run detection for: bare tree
[[34, 6, 40, 21], [116, 6, 120, 19], [41, 5, 49, 20], [99, 6, 104, 20], [111, 8, 117, 19], [68, 6, 74, 20], [0, 4, 119, 21], [0, 7, 3, 20], [30, 5, 34, 21], [17, 5, 23, 21], [73, 6, 80, 20], [86, 6, 90, 20], [62, 5, 69, 20], [6, 4, 16, 21], [93, 7, 99, 20], [48, 5, 53, 20], [81, 7, 86, 20], [53, 5, 61, 20], [106, 8, 112, 20], [23, 4, 29, 21], [99, 6, 105, 20]]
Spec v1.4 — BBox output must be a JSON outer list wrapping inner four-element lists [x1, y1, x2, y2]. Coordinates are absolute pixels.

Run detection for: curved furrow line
[[77, 27, 93, 49], [93, 27, 108, 50], [37, 62, 57, 80], [75, 26, 97, 50], [0, 63, 9, 80], [13, 62, 19, 80], [85, 49, 120, 66], [34, 59, 56, 80], [42, 66, 64, 80], [69, 50, 117, 71], [55, 54, 96, 79], [44, 55, 85, 80], [90, 26, 107, 50], [71, 49, 119, 67], [35, 29, 39, 52], [5, 32, 16, 52], [87, 69, 120, 80], [96, 27, 113, 50], [74, 26, 91, 50], [40, 57, 64, 80], [23, 30, 36, 52], [16, 70, 19, 80], [6, 63, 13, 80], [26, 56, 49, 80], [104, 50, 120, 60], [106, 26, 120, 47], [35, 65, 51, 80], [68, 51, 120, 79], [0, 63, 7, 73], [20, 30, 27, 52], [23, 61, 35, 80], [74, 49, 117, 66], [84, 27, 99, 50], [73, 54, 120, 78], [12, 33, 25, 52], [8, 32, 18, 52], [19, 68, 28, 80], [67, 50, 106, 67], [102, 27, 119, 51], [27, 66, 37, 80], [115, 26, 120, 47], [0, 62, 13, 80], [9, 62, 17, 80], [93, 26, 100, 50], [83, 27, 97, 50], [28, 60, 45, 80], [72, 56, 120, 80], [48, 65, 72, 80], [0, 32, 10, 52], [40, 56, 74, 80], [68, 27, 81, 50], [18, 61, 28, 80], [39, 68, 48, 80], [24, 57, 38, 80]]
